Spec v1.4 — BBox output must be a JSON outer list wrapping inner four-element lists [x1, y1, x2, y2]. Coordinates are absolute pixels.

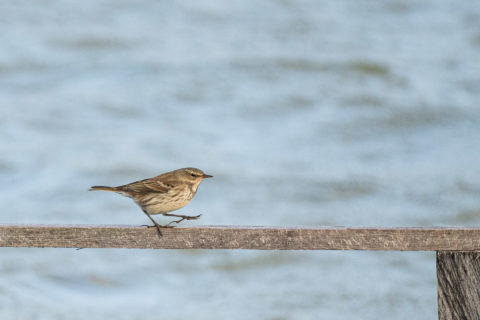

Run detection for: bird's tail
[[89, 186, 118, 192]]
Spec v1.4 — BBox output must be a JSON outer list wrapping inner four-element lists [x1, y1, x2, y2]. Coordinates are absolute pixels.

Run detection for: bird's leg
[[142, 210, 169, 236], [163, 213, 202, 220], [164, 213, 202, 226]]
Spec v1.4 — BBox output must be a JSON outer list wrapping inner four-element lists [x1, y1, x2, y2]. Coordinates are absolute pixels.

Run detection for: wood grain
[[1, 225, 480, 250], [437, 251, 480, 320]]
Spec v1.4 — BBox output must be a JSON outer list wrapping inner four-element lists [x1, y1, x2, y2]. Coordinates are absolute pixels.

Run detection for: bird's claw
[[167, 214, 202, 226], [143, 224, 174, 229]]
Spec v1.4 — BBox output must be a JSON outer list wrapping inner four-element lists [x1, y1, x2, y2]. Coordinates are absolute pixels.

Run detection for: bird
[[89, 167, 212, 235]]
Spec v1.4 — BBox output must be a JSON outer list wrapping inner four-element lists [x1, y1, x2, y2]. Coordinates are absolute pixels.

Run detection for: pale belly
[[138, 189, 195, 215]]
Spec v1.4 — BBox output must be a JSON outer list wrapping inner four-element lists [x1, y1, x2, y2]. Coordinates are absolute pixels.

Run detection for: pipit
[[89, 167, 212, 235]]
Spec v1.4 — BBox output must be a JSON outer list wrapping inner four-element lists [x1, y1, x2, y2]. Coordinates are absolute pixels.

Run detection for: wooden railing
[[1, 224, 479, 319]]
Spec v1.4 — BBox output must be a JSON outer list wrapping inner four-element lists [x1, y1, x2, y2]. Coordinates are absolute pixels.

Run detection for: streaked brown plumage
[[89, 167, 212, 235]]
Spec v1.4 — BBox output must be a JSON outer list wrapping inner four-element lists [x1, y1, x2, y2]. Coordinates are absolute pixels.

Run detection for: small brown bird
[[89, 167, 212, 235]]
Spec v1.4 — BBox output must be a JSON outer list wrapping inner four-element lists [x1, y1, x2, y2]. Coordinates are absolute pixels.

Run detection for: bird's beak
[[202, 174, 213, 179]]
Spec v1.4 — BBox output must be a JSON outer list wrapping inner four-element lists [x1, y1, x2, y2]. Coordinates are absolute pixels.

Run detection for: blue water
[[1, 1, 480, 319]]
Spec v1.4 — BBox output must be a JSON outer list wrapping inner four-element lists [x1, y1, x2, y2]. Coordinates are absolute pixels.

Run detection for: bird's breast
[[139, 186, 194, 214]]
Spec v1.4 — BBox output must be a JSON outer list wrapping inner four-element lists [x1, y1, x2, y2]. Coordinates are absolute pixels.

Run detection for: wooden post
[[3, 225, 480, 318], [2, 225, 480, 250], [437, 251, 480, 320]]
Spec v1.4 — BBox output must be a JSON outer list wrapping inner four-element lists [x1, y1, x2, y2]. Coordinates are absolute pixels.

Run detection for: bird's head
[[181, 168, 213, 191]]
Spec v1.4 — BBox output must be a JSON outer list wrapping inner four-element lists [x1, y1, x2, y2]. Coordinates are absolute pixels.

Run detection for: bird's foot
[[166, 214, 202, 226], [143, 224, 174, 228], [143, 223, 174, 237]]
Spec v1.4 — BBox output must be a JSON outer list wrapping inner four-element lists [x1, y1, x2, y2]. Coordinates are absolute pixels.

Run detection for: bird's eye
[[190, 173, 196, 177]]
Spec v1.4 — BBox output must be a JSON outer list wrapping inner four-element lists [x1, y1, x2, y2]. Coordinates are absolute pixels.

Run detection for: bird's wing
[[120, 178, 176, 194]]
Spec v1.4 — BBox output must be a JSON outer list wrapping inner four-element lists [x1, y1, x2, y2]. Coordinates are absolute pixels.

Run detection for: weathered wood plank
[[1, 225, 480, 250], [437, 251, 480, 320]]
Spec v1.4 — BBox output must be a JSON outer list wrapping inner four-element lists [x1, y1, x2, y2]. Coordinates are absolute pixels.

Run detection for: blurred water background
[[1, 0, 480, 319]]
